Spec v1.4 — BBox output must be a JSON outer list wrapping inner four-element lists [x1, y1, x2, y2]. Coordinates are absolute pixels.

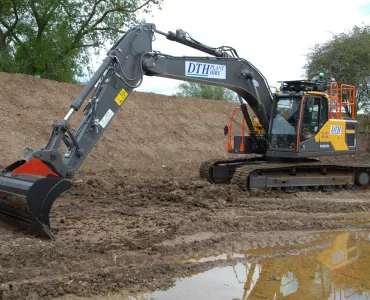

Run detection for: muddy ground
[[0, 73, 370, 299]]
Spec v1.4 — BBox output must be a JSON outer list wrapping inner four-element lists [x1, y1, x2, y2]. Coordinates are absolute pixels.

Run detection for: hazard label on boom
[[115, 88, 128, 106]]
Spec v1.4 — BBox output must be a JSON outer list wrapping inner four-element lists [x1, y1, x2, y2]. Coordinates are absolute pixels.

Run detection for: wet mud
[[74, 230, 370, 300], [1, 175, 370, 299]]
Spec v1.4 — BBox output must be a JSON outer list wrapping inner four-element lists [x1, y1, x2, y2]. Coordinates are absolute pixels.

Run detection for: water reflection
[[130, 231, 370, 300]]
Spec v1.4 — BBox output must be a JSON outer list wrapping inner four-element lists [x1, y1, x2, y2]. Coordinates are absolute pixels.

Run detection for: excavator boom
[[0, 23, 274, 238]]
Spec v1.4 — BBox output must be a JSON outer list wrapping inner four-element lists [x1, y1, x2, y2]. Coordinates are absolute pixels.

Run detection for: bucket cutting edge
[[0, 173, 72, 238]]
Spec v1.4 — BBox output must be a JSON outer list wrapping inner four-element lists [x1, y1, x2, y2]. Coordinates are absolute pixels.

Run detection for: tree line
[[304, 24, 369, 114], [0, 3, 368, 112]]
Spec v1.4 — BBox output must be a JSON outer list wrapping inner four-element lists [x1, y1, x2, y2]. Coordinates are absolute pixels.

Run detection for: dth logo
[[185, 61, 226, 79], [330, 125, 342, 135]]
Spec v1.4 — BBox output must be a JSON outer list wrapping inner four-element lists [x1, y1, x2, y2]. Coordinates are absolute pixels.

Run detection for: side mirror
[[224, 125, 229, 136]]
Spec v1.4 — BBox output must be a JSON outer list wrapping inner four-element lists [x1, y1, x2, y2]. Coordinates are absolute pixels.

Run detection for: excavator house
[[0, 23, 369, 238]]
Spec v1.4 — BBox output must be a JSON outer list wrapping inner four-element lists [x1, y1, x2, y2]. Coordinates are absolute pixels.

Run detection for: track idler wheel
[[355, 171, 370, 187], [0, 161, 72, 238], [199, 159, 215, 183]]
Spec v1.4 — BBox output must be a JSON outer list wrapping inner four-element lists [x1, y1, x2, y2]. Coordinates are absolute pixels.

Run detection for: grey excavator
[[0, 23, 369, 238]]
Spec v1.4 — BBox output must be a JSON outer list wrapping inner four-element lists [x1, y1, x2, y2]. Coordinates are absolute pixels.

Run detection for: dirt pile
[[0, 72, 370, 300], [0, 72, 239, 179]]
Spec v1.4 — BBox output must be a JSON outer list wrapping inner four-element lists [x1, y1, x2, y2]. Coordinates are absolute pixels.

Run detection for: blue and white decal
[[330, 125, 342, 135], [185, 61, 226, 79]]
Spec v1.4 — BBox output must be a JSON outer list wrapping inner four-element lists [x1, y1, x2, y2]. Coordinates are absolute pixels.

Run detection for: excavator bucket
[[0, 158, 72, 238]]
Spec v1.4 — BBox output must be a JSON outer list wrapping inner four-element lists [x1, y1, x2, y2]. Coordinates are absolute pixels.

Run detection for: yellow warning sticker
[[115, 88, 128, 106]]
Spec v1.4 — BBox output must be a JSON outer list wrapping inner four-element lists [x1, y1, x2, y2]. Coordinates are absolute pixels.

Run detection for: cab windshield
[[269, 97, 302, 149]]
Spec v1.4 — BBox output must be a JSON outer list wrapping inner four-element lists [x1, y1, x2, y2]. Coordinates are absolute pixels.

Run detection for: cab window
[[300, 96, 328, 141]]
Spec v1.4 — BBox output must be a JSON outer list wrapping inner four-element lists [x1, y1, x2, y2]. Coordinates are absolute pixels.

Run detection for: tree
[[173, 82, 237, 102], [304, 24, 370, 114], [0, 0, 162, 82]]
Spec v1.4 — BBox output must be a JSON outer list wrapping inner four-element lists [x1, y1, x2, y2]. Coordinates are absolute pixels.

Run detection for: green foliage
[[174, 82, 237, 102], [0, 0, 162, 82], [304, 23, 370, 114]]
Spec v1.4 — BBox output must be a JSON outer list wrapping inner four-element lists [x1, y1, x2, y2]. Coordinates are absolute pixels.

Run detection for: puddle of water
[[128, 263, 261, 300], [129, 230, 370, 300]]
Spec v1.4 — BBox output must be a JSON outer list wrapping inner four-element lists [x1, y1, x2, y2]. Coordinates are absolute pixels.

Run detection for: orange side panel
[[12, 158, 59, 177]]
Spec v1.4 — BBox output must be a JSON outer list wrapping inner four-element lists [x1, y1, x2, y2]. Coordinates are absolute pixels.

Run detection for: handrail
[[328, 82, 356, 120]]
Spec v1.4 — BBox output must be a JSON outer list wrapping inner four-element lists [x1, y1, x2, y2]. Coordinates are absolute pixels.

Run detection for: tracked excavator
[[0, 23, 369, 238]]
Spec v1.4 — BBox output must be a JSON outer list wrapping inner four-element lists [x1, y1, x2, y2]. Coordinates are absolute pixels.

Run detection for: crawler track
[[199, 156, 265, 183], [200, 157, 370, 191]]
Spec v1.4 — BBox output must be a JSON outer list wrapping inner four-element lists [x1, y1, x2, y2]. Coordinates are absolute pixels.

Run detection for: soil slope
[[0, 72, 238, 178], [0, 72, 370, 300]]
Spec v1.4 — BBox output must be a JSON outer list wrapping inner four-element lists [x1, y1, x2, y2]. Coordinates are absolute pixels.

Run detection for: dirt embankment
[[0, 72, 239, 179], [0, 72, 370, 300]]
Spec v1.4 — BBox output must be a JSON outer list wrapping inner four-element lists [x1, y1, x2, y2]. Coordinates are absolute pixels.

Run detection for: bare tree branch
[[73, 42, 100, 49], [89, 0, 154, 30], [73, 0, 105, 44], [64, 0, 155, 54], [121, 0, 155, 13], [94, 27, 126, 33]]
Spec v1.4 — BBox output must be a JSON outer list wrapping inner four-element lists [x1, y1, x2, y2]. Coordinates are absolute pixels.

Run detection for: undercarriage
[[200, 157, 370, 192]]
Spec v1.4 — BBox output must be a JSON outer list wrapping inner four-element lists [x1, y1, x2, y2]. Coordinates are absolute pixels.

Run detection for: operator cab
[[225, 76, 357, 159], [266, 78, 357, 158], [269, 94, 329, 150]]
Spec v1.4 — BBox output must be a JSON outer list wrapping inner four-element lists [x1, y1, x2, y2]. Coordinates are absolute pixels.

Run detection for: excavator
[[0, 23, 369, 238]]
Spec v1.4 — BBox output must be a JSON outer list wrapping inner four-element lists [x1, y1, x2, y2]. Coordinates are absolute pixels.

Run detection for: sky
[[88, 0, 370, 96]]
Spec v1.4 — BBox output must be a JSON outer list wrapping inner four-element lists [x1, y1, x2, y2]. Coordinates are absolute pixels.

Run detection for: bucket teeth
[[0, 174, 72, 238]]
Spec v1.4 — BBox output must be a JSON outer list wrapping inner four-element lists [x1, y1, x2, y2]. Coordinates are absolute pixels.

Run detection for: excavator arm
[[21, 23, 273, 178], [0, 23, 273, 238]]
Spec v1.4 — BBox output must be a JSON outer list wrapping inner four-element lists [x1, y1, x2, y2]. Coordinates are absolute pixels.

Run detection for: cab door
[[317, 96, 330, 151], [298, 95, 329, 153]]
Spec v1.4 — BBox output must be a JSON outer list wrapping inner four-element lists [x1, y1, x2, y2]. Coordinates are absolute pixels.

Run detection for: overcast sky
[[91, 0, 370, 96]]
